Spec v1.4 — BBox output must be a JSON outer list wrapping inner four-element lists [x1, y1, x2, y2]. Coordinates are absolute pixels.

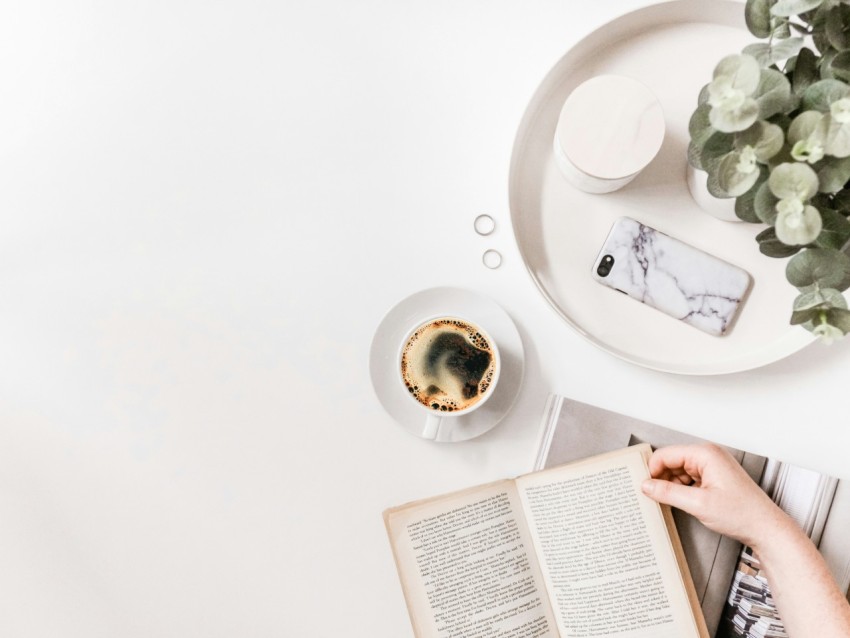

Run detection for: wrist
[[747, 506, 802, 558]]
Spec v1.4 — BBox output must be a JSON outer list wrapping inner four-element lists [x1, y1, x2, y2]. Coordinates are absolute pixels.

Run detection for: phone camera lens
[[597, 254, 614, 277]]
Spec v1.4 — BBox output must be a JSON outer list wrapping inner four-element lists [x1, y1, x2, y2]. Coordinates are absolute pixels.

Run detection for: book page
[[516, 446, 702, 638], [535, 395, 765, 637], [384, 481, 560, 638]]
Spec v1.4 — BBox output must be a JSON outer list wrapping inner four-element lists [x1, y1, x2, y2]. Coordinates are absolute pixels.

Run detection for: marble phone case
[[591, 217, 751, 336]]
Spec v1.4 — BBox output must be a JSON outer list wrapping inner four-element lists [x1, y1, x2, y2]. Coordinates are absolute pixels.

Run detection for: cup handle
[[422, 413, 442, 440]]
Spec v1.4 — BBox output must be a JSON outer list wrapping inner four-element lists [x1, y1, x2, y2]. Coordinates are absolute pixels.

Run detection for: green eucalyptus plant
[[688, 0, 850, 343]]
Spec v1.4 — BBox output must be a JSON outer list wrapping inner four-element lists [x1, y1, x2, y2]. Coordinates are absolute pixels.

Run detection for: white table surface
[[2, 1, 849, 635]]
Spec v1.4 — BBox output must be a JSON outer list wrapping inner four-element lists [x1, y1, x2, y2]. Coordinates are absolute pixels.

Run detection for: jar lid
[[555, 75, 665, 180]]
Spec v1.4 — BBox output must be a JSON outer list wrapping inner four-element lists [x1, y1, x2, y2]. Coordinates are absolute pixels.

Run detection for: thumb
[[642, 478, 703, 516]]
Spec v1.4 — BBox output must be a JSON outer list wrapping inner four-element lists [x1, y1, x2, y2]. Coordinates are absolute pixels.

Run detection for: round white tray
[[509, 0, 813, 375]]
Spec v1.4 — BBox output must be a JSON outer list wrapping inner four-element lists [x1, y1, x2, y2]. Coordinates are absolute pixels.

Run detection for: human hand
[[641, 443, 787, 548]]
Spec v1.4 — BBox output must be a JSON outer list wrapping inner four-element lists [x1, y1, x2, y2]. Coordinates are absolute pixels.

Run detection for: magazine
[[536, 395, 850, 638]]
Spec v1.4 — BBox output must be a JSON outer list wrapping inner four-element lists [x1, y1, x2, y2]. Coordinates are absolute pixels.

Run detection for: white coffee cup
[[399, 316, 501, 440]]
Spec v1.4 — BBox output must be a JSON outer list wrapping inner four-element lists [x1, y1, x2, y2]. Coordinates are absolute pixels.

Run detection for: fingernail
[[641, 480, 654, 495]]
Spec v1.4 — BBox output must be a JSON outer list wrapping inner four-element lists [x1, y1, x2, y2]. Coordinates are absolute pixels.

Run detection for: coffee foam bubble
[[400, 317, 496, 413]]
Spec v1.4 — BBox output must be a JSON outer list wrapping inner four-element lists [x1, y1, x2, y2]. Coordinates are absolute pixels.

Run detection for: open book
[[384, 445, 710, 638], [536, 395, 850, 638]]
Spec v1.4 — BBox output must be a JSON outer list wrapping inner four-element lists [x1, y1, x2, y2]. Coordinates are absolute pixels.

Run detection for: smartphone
[[591, 217, 751, 336]]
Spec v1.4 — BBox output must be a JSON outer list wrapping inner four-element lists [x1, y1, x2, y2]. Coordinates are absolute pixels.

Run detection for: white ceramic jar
[[554, 75, 666, 194]]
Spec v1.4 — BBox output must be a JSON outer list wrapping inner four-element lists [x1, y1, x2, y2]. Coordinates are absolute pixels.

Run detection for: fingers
[[647, 443, 722, 480], [641, 478, 705, 516], [643, 444, 767, 541], [654, 467, 695, 485], [670, 473, 696, 486]]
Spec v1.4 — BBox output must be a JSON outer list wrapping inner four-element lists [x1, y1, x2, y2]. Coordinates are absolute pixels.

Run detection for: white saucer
[[369, 287, 524, 442]]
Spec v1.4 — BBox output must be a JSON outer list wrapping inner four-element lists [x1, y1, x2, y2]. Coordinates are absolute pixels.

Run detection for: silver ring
[[474, 214, 496, 236], [482, 249, 502, 269]]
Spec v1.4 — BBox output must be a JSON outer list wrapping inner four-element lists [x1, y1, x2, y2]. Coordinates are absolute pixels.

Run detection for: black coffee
[[400, 317, 497, 412]]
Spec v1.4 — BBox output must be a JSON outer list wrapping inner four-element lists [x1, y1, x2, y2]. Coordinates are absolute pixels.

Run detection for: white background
[[1, 1, 849, 635]]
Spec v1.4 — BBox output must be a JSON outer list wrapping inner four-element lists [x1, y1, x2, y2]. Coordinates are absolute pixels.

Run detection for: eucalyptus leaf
[[754, 69, 791, 99], [736, 121, 785, 161], [769, 140, 796, 166], [718, 152, 762, 196], [789, 21, 813, 36], [710, 98, 761, 133], [707, 164, 734, 198], [743, 43, 772, 67], [770, 36, 805, 62], [812, 2, 834, 53], [713, 54, 761, 92], [768, 112, 793, 132], [829, 50, 850, 83], [792, 47, 819, 94], [743, 38, 806, 67], [802, 79, 850, 112], [793, 287, 848, 310], [776, 202, 823, 244], [770, 0, 823, 16], [788, 110, 824, 144], [786, 247, 850, 290], [831, 189, 850, 212], [791, 307, 821, 324], [826, 4, 850, 51], [756, 36, 805, 68], [785, 53, 798, 73], [814, 32, 834, 59], [822, 288, 847, 309], [698, 83, 711, 106], [772, 19, 792, 39], [757, 123, 786, 162], [755, 180, 781, 224], [814, 208, 850, 249], [821, 49, 840, 81], [736, 167, 769, 222], [756, 226, 804, 256], [736, 192, 763, 223], [807, 1, 829, 23], [826, 307, 850, 331], [804, 318, 844, 340], [819, 113, 850, 157], [688, 141, 705, 170], [806, 309, 850, 335], [816, 155, 850, 192], [689, 104, 714, 148], [755, 68, 795, 119], [747, 0, 774, 37], [700, 132, 736, 171], [768, 162, 820, 199], [810, 192, 834, 211]]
